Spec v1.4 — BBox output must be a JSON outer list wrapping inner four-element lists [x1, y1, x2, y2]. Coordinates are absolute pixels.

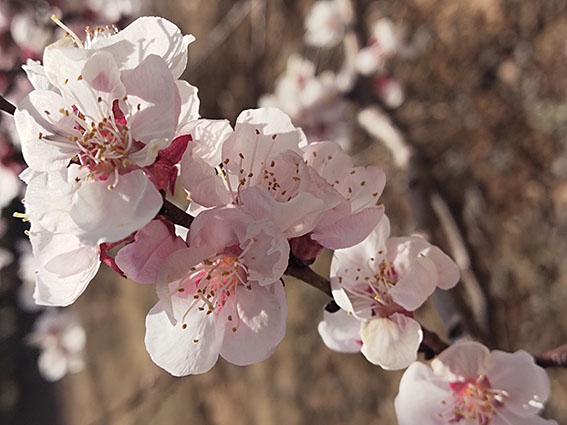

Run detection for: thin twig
[[158, 198, 194, 229], [285, 259, 332, 297], [535, 344, 567, 368], [0, 95, 16, 115]]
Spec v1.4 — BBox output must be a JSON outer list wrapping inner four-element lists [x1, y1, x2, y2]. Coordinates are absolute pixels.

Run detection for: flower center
[[72, 104, 132, 180], [175, 249, 252, 336], [337, 259, 401, 317], [41, 100, 134, 187], [442, 375, 507, 424]]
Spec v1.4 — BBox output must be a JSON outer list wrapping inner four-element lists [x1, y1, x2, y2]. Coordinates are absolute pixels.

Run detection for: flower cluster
[[6, 9, 558, 425], [14, 15, 387, 376], [319, 215, 459, 370]]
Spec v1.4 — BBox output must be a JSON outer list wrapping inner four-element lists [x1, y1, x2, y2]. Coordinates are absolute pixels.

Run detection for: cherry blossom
[[319, 215, 459, 369], [395, 341, 558, 425], [259, 55, 351, 151], [83, 0, 151, 22], [355, 18, 403, 76], [11, 13, 52, 59], [182, 108, 384, 256], [27, 308, 86, 382], [145, 206, 288, 376], [20, 169, 101, 306], [304, 0, 351, 48], [14, 16, 198, 245]]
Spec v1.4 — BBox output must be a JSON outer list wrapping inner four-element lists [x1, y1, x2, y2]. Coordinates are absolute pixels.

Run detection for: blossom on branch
[[15, 16, 198, 246], [318, 215, 459, 370], [182, 107, 385, 260], [145, 206, 289, 376], [395, 341, 558, 425]]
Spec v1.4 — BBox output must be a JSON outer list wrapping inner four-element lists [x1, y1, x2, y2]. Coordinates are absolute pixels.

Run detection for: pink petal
[[219, 281, 287, 366], [180, 153, 231, 208], [239, 185, 326, 238], [70, 170, 162, 246], [432, 340, 490, 381], [311, 205, 384, 249], [423, 246, 460, 290], [394, 362, 451, 425], [485, 349, 551, 417], [360, 313, 423, 370], [388, 255, 438, 311], [93, 16, 194, 79], [317, 309, 362, 353], [122, 55, 180, 143], [115, 220, 187, 284], [31, 224, 100, 307], [145, 301, 223, 376]]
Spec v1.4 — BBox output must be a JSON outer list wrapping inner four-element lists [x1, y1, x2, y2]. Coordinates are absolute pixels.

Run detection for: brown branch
[[419, 326, 450, 359], [0, 95, 15, 115], [285, 258, 455, 358], [158, 198, 194, 229], [535, 344, 567, 369], [284, 259, 332, 297]]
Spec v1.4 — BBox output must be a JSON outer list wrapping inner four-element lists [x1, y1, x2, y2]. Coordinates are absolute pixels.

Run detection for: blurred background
[[0, 0, 566, 424]]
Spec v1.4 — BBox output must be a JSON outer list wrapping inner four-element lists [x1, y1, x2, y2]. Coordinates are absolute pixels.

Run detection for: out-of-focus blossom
[[0, 0, 12, 33], [85, 0, 152, 22], [355, 18, 403, 76], [11, 13, 52, 60], [27, 308, 86, 382], [259, 55, 352, 150], [145, 206, 288, 376], [304, 0, 351, 48], [395, 341, 558, 425], [319, 216, 459, 370], [373, 76, 404, 109], [0, 246, 12, 270]]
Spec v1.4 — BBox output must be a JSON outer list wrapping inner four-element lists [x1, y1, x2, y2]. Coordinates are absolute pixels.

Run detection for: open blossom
[[27, 308, 87, 382], [14, 16, 198, 245], [304, 0, 351, 48], [259, 55, 352, 151], [144, 206, 289, 375], [395, 341, 558, 425], [182, 107, 384, 257], [355, 18, 403, 76], [318, 215, 459, 370]]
